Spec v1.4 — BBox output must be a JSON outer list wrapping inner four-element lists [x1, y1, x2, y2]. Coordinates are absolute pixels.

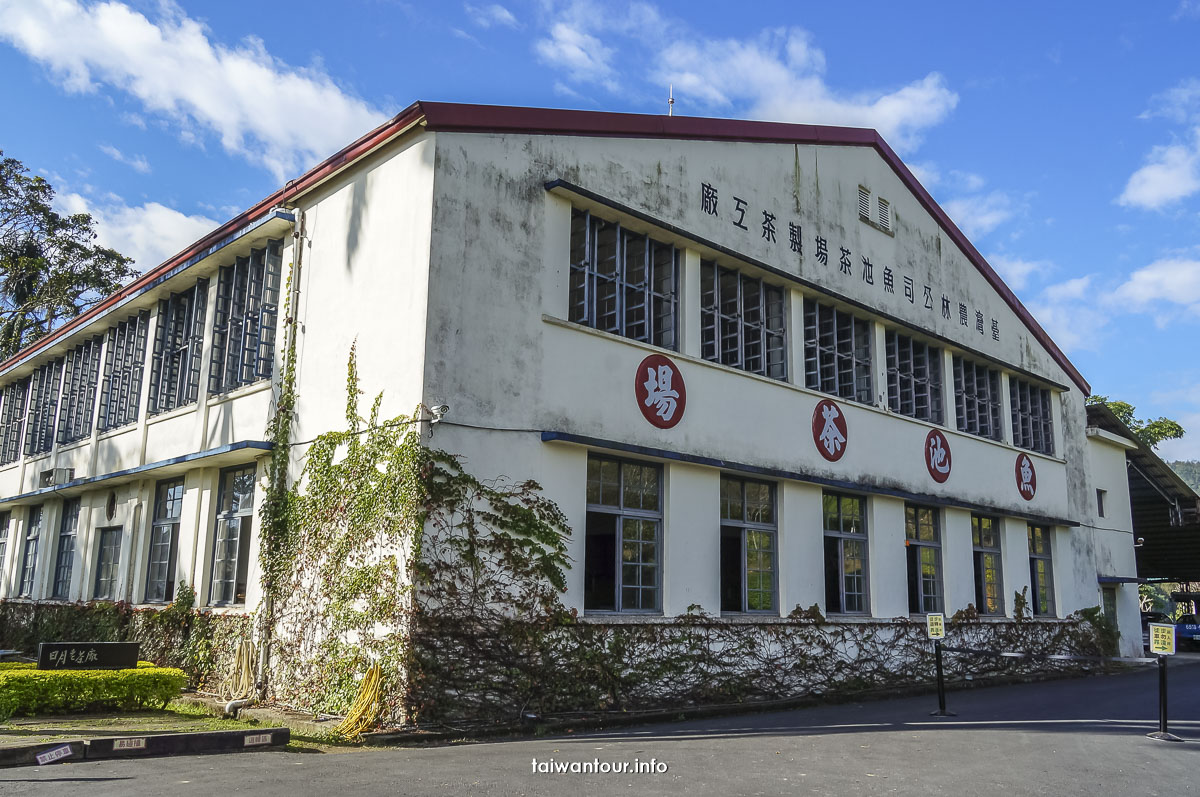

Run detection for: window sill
[[55, 438, 90, 455], [207, 379, 272, 407], [146, 403, 199, 426], [97, 423, 138, 442]]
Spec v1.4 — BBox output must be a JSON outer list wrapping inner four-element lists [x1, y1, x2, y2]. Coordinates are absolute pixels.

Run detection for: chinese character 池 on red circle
[[1016, 453, 1037, 500], [812, 399, 848, 461], [925, 429, 952, 483], [634, 354, 686, 429]]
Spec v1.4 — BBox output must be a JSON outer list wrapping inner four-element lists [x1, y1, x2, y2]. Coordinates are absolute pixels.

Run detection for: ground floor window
[[19, 505, 42, 598], [146, 478, 183, 603], [905, 504, 943, 614], [1028, 524, 1055, 616], [52, 498, 80, 599], [210, 465, 256, 606], [1102, 586, 1117, 621], [719, 475, 777, 613], [93, 527, 122, 600], [971, 514, 1004, 615], [584, 455, 662, 613], [823, 492, 867, 614]]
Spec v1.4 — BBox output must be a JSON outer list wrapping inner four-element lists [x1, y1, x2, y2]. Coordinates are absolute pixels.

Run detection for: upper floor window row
[[953, 356, 1002, 442], [1010, 378, 1054, 456], [209, 240, 283, 395], [803, 298, 872, 405], [885, 331, 943, 424], [569, 209, 679, 350]]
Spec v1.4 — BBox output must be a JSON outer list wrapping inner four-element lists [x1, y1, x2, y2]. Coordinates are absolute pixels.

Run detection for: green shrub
[[0, 665, 186, 720]]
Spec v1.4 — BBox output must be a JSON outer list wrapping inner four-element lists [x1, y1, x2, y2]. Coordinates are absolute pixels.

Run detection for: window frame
[[51, 498, 80, 599], [18, 505, 43, 598], [885, 330, 944, 424], [700, 261, 787, 380], [568, 208, 679, 351], [93, 526, 123, 601], [148, 279, 209, 416], [719, 475, 778, 615], [971, 514, 1004, 616], [583, 454, 664, 614], [1010, 378, 1055, 455], [209, 464, 256, 607], [1027, 524, 1056, 617], [25, 359, 64, 457], [904, 504, 943, 614], [0, 379, 28, 465], [97, 311, 150, 433], [803, 299, 873, 404], [208, 240, 283, 395], [57, 337, 102, 447], [145, 478, 184, 604], [953, 356, 1003, 441], [822, 491, 869, 615]]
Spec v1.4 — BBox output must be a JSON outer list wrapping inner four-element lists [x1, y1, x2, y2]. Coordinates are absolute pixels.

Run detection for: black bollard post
[[1147, 654, 1181, 742], [929, 640, 956, 717]]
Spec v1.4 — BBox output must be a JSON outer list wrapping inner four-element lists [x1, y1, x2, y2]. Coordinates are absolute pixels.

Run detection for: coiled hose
[[333, 663, 382, 740]]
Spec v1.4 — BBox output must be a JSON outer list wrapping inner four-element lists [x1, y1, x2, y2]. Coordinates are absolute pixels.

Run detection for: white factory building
[[0, 102, 1144, 657]]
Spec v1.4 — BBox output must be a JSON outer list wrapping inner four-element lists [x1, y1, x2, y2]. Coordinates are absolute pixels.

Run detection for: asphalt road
[[3, 658, 1199, 796]]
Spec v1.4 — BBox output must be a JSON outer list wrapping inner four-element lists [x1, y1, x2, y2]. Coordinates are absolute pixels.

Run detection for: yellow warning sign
[[1149, 623, 1175, 655], [927, 613, 946, 640]]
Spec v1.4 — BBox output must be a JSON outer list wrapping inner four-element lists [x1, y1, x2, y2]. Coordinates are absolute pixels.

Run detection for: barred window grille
[[803, 298, 873, 404], [25, 359, 64, 456], [0, 379, 28, 465], [700, 260, 786, 379], [209, 239, 283, 394], [953, 356, 1002, 440], [885, 331, 943, 423], [568, 209, 678, 350], [148, 279, 209, 415], [98, 311, 150, 432], [57, 337, 102, 445], [1010, 378, 1055, 455]]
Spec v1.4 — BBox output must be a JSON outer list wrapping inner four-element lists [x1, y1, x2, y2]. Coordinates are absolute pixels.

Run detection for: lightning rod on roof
[[668, 84, 674, 116]]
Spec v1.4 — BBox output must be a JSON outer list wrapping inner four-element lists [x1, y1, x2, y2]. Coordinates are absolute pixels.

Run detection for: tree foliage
[[1170, 460, 1200, 493], [0, 151, 134, 360], [1086, 395, 1185, 450]]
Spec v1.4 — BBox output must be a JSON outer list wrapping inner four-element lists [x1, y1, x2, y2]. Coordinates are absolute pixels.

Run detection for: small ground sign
[[37, 642, 139, 670], [1149, 623, 1176, 655], [927, 613, 946, 639]]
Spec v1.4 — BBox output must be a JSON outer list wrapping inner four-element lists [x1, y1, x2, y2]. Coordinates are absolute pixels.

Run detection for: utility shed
[[1086, 403, 1200, 582]]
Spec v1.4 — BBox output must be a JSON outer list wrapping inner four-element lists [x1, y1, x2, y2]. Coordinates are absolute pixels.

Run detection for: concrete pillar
[[868, 495, 908, 618], [787, 287, 805, 388], [1002, 517, 1032, 617], [942, 349, 958, 431], [999, 372, 1014, 445], [778, 481, 824, 614], [941, 507, 974, 615], [662, 462, 719, 615], [680, 250, 702, 359], [872, 322, 888, 409]]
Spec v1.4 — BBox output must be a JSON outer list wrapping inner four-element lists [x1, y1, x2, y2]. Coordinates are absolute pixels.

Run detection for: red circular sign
[[924, 429, 952, 483], [634, 354, 686, 429], [1015, 453, 1037, 501], [812, 399, 848, 462]]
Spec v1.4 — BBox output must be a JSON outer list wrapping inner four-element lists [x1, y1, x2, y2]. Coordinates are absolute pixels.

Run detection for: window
[[19, 505, 43, 597], [953, 356, 1002, 440], [905, 504, 943, 613], [568, 209, 678, 350], [1028, 524, 1055, 617], [57, 337, 102, 446], [878, 197, 891, 232], [1096, 489, 1106, 518], [719, 476, 777, 613], [148, 279, 209, 415], [858, 186, 871, 219], [93, 527, 122, 600], [700, 261, 786, 379], [886, 331, 943, 423], [1102, 586, 1117, 621], [209, 240, 284, 394], [971, 514, 1004, 615], [98, 311, 149, 432], [0, 511, 10, 595], [584, 455, 662, 613], [803, 299, 873, 404], [823, 492, 868, 614], [145, 479, 183, 603], [25, 359, 63, 456], [210, 465, 256, 605], [0, 379, 27, 465], [1010, 378, 1054, 455], [51, 498, 80, 599]]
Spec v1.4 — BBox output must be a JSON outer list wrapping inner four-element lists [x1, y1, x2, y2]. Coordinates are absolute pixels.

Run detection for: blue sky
[[2, 1, 1199, 458]]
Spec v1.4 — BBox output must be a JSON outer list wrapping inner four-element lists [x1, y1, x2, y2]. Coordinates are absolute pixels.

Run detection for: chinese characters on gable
[[699, 181, 1003, 346], [635, 354, 686, 429]]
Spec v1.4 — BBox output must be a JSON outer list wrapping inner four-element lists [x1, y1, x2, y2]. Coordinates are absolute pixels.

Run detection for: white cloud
[[904, 161, 940, 187], [655, 27, 957, 153], [987, 254, 1045, 291], [1117, 128, 1200, 210], [942, 191, 1014, 238], [1043, 275, 1092, 302], [1174, 0, 1200, 20], [98, 143, 150, 174], [466, 3, 520, 29], [535, 21, 616, 89], [1140, 78, 1200, 124], [58, 192, 219, 273], [1113, 257, 1200, 313], [0, 0, 388, 181], [949, 170, 985, 192]]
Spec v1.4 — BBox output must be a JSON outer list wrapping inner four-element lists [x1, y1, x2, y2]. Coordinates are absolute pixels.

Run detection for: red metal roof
[[3, 101, 1089, 394]]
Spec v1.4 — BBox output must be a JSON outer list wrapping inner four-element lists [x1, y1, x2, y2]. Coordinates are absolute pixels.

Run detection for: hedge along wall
[[0, 593, 252, 695]]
